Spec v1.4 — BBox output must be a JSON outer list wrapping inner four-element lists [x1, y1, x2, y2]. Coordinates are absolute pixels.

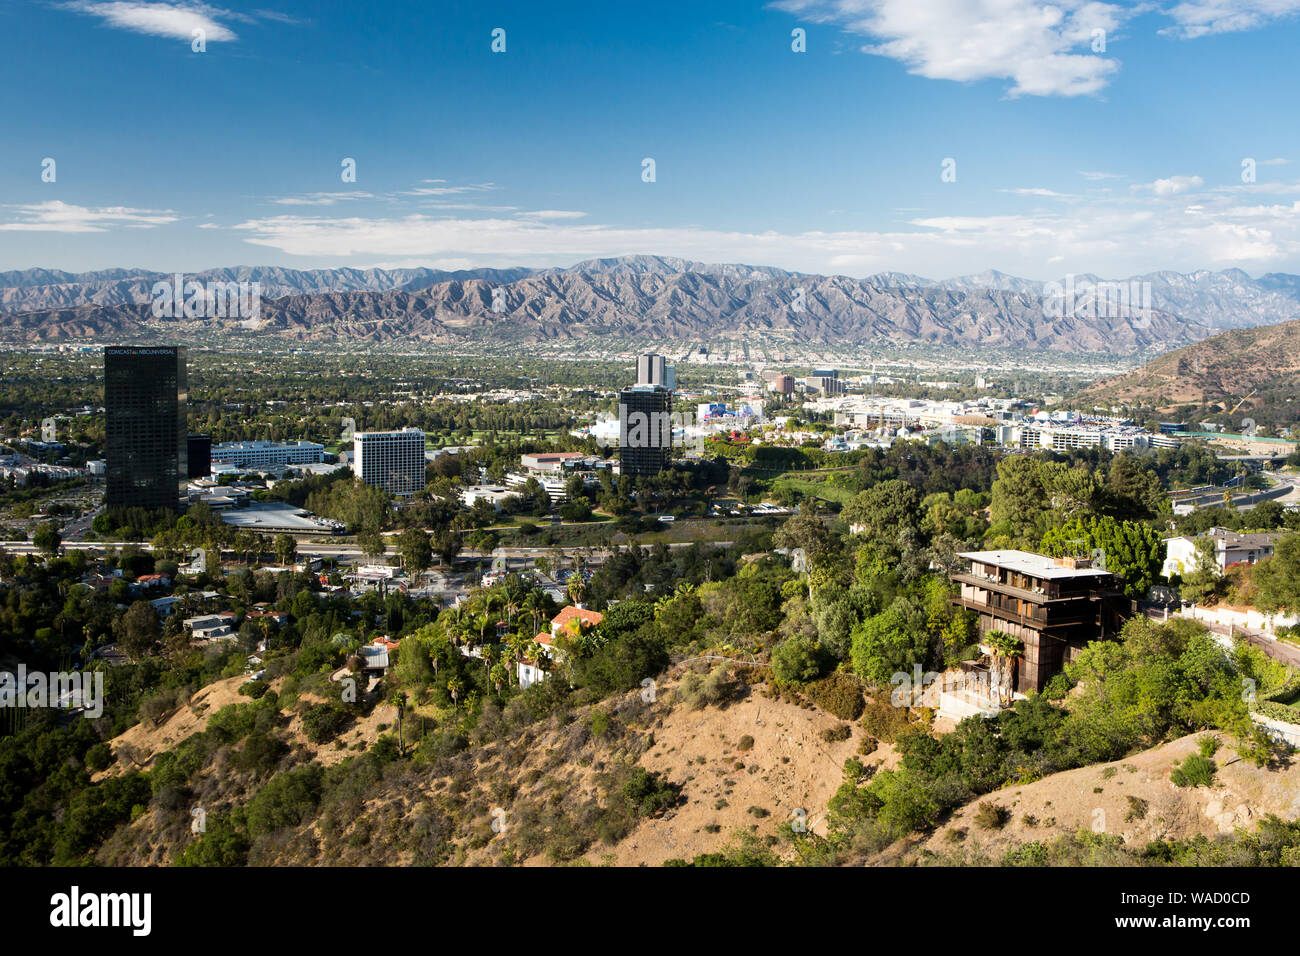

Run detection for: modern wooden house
[[951, 550, 1128, 693]]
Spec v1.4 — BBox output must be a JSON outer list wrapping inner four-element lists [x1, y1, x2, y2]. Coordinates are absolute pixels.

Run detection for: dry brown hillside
[[1080, 317, 1300, 413], [95, 669, 891, 867], [908, 731, 1300, 863]]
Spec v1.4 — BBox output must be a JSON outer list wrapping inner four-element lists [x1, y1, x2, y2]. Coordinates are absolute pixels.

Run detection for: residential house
[[950, 550, 1128, 694], [1162, 528, 1282, 578], [517, 606, 604, 689], [184, 612, 237, 644]]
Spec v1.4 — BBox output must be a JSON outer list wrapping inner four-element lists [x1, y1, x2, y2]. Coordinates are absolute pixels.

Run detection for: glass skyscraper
[[104, 346, 188, 512]]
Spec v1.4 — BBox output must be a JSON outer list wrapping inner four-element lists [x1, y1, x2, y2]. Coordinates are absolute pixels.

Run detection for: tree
[[273, 533, 297, 566], [397, 528, 433, 575], [1179, 537, 1221, 605], [849, 598, 933, 687], [432, 529, 461, 566], [446, 676, 464, 707], [1040, 515, 1163, 600], [773, 508, 836, 568], [1253, 533, 1300, 612], [841, 480, 921, 547], [357, 531, 387, 560], [33, 521, 61, 559], [989, 456, 1053, 544], [770, 635, 824, 684], [389, 691, 408, 756], [115, 600, 161, 659]]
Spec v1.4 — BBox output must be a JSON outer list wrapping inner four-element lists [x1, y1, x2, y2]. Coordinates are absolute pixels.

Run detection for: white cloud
[[402, 182, 498, 197], [999, 187, 1074, 198], [0, 200, 178, 232], [769, 0, 1129, 97], [60, 2, 241, 42], [1161, 0, 1300, 38], [1080, 170, 1121, 180], [227, 176, 1300, 279], [1142, 174, 1205, 196], [515, 210, 588, 220], [270, 191, 374, 206]]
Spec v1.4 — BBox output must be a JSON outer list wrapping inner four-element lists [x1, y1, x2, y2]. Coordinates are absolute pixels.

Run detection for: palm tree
[[500, 578, 523, 626], [446, 676, 464, 707], [567, 573, 586, 606], [520, 589, 545, 637], [389, 690, 408, 755], [489, 662, 510, 694], [471, 610, 492, 649]]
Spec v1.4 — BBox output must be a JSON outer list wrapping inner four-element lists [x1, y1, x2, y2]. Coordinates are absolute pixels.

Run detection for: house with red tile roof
[[518, 607, 604, 689]]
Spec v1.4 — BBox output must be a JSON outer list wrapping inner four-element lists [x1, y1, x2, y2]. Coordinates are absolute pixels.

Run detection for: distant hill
[[1080, 316, 1300, 414], [0, 265, 536, 314], [4, 256, 1300, 357]]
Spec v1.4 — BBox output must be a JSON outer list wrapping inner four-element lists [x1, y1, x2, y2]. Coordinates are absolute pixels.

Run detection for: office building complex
[[210, 440, 325, 470], [619, 385, 673, 478], [104, 345, 188, 511], [353, 429, 425, 495], [950, 550, 1127, 693]]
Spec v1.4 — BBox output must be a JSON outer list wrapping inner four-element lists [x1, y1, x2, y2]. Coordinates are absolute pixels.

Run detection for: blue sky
[[2, 0, 1300, 278]]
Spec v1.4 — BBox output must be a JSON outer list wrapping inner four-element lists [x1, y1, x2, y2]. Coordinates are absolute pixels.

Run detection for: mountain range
[[1, 256, 1299, 357]]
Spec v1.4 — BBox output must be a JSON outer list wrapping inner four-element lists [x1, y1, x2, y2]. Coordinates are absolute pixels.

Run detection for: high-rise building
[[353, 429, 425, 495], [104, 346, 188, 511], [806, 375, 846, 396], [636, 352, 675, 391], [618, 385, 673, 478]]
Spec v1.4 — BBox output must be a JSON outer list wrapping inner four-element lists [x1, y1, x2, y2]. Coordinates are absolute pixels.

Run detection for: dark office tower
[[104, 346, 188, 511], [618, 384, 672, 478], [187, 434, 211, 479]]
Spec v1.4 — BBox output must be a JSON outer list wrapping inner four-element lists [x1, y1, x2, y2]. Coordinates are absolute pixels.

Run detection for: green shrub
[[1125, 795, 1149, 822], [301, 703, 353, 744], [239, 679, 271, 700], [806, 672, 865, 721], [859, 695, 912, 742], [85, 742, 113, 772], [620, 766, 682, 818], [1171, 753, 1216, 788], [820, 724, 852, 743], [974, 801, 1009, 830]]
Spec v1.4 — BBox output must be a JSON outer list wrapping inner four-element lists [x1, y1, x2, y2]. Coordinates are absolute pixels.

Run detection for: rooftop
[[957, 549, 1113, 580]]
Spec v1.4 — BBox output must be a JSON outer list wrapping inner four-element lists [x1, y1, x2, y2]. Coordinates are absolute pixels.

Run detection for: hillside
[[92, 670, 888, 867], [89, 666, 1300, 868], [1080, 317, 1300, 414], [910, 731, 1300, 864]]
